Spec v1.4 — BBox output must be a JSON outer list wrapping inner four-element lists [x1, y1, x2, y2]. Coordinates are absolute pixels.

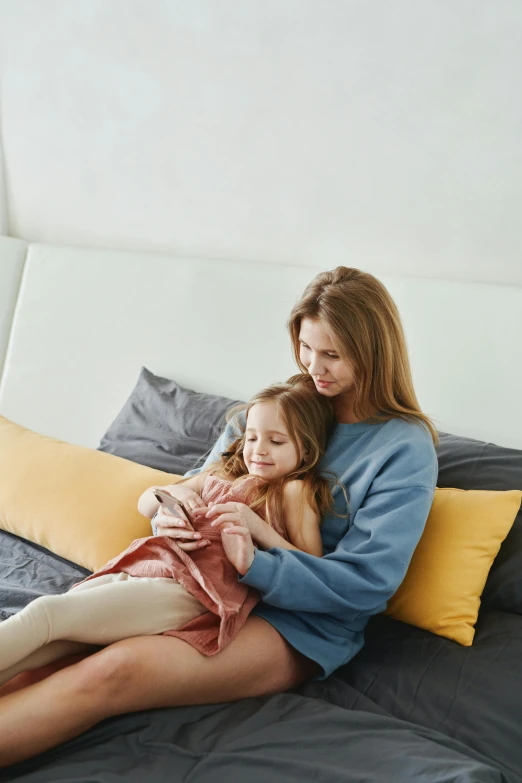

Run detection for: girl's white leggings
[[0, 572, 206, 686]]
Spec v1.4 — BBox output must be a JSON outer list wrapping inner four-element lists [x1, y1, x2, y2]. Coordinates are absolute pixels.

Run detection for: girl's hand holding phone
[[159, 485, 207, 516], [153, 487, 211, 551]]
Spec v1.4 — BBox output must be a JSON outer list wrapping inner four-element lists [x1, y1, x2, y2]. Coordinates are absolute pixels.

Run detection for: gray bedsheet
[[0, 530, 518, 783], [337, 612, 522, 783]]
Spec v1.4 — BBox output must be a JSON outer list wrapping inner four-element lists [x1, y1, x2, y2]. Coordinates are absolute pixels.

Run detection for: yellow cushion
[[0, 416, 182, 572], [385, 487, 522, 645]]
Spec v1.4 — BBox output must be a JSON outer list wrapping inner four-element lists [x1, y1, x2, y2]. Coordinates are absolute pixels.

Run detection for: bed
[[0, 235, 521, 782]]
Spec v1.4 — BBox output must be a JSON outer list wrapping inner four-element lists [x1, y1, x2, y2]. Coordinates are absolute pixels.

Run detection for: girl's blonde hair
[[288, 266, 438, 444], [209, 376, 344, 535]]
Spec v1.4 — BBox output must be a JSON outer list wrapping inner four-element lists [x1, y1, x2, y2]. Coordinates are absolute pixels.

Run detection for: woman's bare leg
[[0, 616, 319, 767]]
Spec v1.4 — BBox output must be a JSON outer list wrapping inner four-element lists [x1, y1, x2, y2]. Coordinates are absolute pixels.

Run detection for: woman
[[0, 266, 437, 766]]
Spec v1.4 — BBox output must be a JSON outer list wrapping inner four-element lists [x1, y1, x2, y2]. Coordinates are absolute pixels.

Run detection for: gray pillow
[[98, 367, 243, 475], [436, 431, 522, 615]]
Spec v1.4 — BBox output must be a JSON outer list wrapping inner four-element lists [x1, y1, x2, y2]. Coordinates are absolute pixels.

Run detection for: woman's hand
[[220, 525, 256, 576], [193, 502, 275, 548]]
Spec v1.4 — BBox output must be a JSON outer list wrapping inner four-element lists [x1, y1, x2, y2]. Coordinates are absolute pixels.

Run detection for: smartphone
[[153, 489, 194, 524]]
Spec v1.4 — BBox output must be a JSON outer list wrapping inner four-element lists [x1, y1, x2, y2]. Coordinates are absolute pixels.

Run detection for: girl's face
[[243, 401, 301, 480], [298, 318, 356, 400]]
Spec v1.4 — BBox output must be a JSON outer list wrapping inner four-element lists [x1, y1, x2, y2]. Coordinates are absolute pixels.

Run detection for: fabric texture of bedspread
[[0, 693, 512, 782], [336, 612, 522, 783]]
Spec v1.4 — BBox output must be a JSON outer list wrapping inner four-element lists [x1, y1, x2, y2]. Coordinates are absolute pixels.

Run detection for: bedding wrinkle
[[403, 646, 445, 724], [458, 638, 510, 698], [430, 654, 466, 729], [467, 615, 522, 690]]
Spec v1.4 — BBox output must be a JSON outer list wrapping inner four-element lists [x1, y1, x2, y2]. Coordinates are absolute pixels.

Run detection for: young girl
[[0, 378, 339, 686]]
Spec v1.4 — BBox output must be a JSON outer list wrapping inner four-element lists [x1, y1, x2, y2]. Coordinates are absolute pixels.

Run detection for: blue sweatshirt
[[180, 414, 437, 681]]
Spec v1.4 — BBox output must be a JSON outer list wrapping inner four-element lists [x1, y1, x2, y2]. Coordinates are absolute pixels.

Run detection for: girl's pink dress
[[77, 475, 286, 655]]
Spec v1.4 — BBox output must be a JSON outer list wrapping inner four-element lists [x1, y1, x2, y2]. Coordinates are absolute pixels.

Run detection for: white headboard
[[0, 236, 521, 450]]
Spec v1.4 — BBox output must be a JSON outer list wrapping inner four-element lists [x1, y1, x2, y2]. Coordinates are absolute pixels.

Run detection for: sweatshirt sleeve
[[238, 438, 437, 621]]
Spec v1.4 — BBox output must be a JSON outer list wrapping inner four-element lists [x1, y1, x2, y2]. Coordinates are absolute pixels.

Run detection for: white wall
[[0, 134, 8, 235], [0, 0, 521, 285]]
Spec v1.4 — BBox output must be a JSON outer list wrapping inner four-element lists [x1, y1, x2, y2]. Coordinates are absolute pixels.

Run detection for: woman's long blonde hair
[[208, 377, 344, 536], [288, 266, 438, 443]]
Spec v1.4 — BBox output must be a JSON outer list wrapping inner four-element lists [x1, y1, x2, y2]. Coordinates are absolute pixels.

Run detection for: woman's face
[[298, 318, 357, 401], [243, 401, 301, 481]]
